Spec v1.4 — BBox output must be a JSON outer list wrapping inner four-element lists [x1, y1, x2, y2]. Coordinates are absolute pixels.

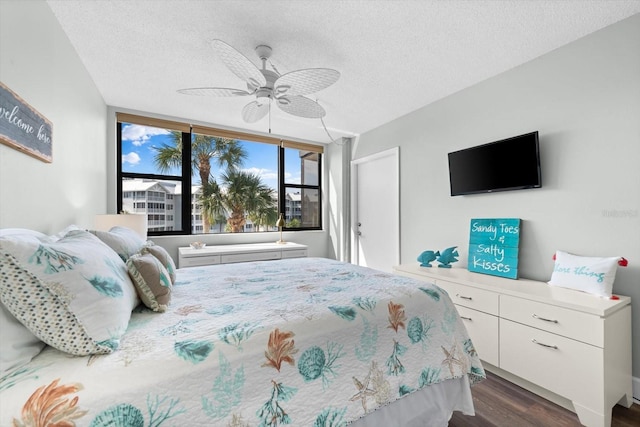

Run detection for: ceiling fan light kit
[[178, 39, 340, 126]]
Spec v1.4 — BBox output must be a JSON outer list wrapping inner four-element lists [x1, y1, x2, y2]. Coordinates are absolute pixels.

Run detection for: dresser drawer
[[179, 254, 221, 268], [281, 249, 308, 259], [500, 295, 604, 347], [500, 319, 603, 408], [436, 280, 499, 315], [455, 305, 499, 366], [220, 251, 281, 264]]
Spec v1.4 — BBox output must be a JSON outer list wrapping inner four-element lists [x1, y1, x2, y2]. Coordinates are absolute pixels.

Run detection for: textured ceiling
[[46, 0, 640, 144]]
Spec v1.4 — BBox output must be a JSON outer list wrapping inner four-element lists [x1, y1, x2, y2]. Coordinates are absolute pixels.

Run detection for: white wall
[[325, 137, 352, 262], [0, 0, 108, 232], [354, 14, 640, 379]]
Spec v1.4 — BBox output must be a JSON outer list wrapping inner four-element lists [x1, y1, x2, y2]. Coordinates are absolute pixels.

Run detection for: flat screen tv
[[448, 131, 541, 196]]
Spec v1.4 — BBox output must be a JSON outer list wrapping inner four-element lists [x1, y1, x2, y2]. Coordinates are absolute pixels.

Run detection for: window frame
[[117, 122, 192, 236], [116, 113, 323, 236], [279, 148, 322, 231]]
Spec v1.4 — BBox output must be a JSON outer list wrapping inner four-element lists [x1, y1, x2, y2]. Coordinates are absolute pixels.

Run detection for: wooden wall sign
[[0, 82, 52, 163], [468, 218, 521, 279]]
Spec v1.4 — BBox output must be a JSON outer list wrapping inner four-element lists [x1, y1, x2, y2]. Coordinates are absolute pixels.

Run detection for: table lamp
[[276, 213, 286, 244], [94, 213, 148, 240]]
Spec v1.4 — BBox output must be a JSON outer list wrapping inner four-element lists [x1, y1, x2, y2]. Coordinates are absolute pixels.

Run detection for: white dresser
[[393, 264, 632, 427], [178, 242, 307, 268]]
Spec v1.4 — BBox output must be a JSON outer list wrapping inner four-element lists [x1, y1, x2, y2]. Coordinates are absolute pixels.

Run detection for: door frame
[[350, 146, 400, 269]]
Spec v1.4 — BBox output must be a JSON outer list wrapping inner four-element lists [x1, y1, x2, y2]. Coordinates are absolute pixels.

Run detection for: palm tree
[[220, 170, 277, 233], [197, 179, 225, 233], [248, 195, 279, 232], [195, 169, 277, 234], [154, 132, 246, 232], [213, 212, 227, 233]]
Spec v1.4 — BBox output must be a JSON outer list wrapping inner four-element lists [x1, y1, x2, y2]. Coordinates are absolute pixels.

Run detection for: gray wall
[[354, 14, 640, 379], [0, 0, 108, 232]]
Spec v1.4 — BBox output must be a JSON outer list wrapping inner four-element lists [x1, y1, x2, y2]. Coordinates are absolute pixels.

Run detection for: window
[[190, 128, 279, 234], [118, 113, 189, 234], [280, 148, 321, 229], [117, 113, 323, 236]]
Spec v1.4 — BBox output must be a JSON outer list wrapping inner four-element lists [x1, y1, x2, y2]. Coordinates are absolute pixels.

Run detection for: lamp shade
[[94, 214, 147, 240]]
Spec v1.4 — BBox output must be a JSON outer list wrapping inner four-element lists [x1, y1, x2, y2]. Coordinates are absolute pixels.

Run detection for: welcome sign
[[468, 218, 521, 279], [0, 82, 52, 163]]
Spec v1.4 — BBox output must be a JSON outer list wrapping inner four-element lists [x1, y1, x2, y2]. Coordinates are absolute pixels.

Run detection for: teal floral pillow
[[0, 229, 139, 356], [89, 226, 146, 262]]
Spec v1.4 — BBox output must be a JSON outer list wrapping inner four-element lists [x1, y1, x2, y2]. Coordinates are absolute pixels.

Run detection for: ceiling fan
[[178, 40, 340, 124]]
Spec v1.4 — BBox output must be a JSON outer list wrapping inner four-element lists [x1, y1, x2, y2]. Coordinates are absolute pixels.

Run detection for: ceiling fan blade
[[274, 68, 340, 96], [276, 95, 326, 119], [177, 87, 252, 97], [242, 101, 269, 123], [212, 39, 266, 88]]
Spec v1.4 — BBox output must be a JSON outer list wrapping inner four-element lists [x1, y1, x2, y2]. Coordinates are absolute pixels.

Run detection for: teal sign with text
[[468, 218, 520, 279]]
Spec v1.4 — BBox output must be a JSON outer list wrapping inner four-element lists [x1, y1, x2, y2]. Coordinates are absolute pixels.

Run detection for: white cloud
[[122, 124, 170, 146], [286, 172, 301, 185], [122, 152, 141, 165], [242, 167, 278, 181], [242, 168, 300, 183]]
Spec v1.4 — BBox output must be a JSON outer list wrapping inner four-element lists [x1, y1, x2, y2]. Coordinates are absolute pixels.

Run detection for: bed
[[0, 227, 484, 426]]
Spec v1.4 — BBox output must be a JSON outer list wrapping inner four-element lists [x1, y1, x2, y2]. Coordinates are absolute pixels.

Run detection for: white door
[[351, 147, 399, 272]]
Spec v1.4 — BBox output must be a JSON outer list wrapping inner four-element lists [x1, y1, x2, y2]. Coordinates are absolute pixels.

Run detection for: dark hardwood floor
[[449, 371, 640, 427]]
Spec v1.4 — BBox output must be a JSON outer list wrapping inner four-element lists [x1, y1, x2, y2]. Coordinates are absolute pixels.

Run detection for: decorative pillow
[[0, 229, 139, 355], [548, 250, 619, 298], [126, 253, 172, 312], [140, 242, 177, 284], [89, 226, 146, 262], [0, 302, 46, 375]]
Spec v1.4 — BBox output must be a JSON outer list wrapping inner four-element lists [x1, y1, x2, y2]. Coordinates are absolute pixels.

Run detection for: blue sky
[[121, 123, 301, 189]]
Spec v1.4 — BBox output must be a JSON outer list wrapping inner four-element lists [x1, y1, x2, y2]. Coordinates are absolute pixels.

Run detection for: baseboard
[[633, 375, 640, 404]]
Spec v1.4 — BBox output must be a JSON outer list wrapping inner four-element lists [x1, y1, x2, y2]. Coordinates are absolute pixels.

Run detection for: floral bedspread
[[0, 257, 484, 426]]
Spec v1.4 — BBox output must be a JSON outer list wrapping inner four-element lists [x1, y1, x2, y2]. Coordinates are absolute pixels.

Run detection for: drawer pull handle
[[457, 294, 473, 300], [460, 316, 472, 321], [532, 339, 558, 350], [532, 314, 558, 324]]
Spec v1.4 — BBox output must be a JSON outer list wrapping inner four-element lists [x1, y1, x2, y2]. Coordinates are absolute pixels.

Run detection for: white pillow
[[0, 229, 139, 355], [548, 250, 619, 298], [89, 226, 146, 262], [0, 229, 49, 374], [0, 303, 45, 375], [0, 228, 48, 239]]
